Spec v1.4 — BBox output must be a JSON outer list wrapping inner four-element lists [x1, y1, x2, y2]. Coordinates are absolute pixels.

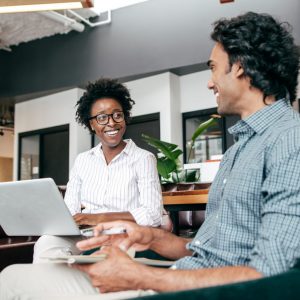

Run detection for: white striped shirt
[[64, 139, 163, 226]]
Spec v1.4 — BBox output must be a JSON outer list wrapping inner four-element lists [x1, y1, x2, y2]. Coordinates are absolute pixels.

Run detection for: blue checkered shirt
[[174, 99, 300, 276]]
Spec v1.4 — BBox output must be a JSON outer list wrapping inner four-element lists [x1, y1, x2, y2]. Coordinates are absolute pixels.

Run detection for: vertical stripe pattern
[[64, 139, 163, 226]]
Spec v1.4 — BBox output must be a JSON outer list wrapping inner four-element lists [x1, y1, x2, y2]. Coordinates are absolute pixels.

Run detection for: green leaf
[[191, 117, 217, 143], [157, 158, 177, 179], [142, 134, 178, 160]]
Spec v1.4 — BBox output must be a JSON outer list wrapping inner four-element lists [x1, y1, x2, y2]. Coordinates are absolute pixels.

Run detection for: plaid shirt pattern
[[174, 99, 300, 276]]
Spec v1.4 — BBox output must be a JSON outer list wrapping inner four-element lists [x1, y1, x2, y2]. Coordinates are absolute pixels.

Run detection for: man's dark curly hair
[[211, 12, 300, 103], [76, 78, 135, 133]]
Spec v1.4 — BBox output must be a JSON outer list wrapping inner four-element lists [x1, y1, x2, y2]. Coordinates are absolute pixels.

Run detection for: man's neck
[[239, 89, 276, 119]]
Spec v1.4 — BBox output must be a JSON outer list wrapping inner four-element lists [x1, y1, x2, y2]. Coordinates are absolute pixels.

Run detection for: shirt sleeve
[[64, 156, 82, 215], [249, 141, 300, 276], [129, 153, 163, 226]]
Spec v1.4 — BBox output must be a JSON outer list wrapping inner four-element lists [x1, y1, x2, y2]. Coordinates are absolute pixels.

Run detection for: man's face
[[207, 43, 241, 116]]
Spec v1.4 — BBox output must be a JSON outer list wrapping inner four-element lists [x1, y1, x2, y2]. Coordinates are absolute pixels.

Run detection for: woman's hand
[[76, 220, 157, 253], [73, 212, 135, 226], [73, 213, 102, 226]]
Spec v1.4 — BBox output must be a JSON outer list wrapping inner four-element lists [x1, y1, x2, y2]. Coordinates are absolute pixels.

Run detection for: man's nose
[[207, 79, 214, 90]]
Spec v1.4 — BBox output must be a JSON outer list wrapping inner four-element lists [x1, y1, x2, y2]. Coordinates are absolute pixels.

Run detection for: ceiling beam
[[0, 0, 93, 13]]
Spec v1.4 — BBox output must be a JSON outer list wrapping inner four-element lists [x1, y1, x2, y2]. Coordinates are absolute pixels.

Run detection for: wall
[[13, 69, 300, 179], [180, 70, 216, 113], [126, 72, 182, 148], [13, 88, 91, 180], [13, 70, 213, 179], [0, 130, 14, 158], [0, 157, 13, 181], [0, 131, 14, 181]]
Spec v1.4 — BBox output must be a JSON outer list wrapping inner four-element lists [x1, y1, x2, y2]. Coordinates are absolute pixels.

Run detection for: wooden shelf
[[163, 189, 209, 205]]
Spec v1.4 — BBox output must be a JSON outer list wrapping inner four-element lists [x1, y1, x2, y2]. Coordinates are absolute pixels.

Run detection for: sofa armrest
[[132, 266, 300, 300]]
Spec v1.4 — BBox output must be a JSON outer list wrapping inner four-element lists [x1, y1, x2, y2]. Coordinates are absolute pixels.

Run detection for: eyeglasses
[[89, 111, 125, 125]]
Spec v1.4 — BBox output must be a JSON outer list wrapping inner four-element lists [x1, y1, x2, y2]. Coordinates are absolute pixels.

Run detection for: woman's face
[[89, 98, 126, 149]]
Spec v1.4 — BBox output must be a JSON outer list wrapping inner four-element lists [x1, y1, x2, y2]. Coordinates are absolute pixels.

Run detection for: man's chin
[[217, 107, 236, 117]]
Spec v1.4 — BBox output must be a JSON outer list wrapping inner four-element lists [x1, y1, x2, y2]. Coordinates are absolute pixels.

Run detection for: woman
[[65, 78, 162, 227], [33, 78, 163, 262]]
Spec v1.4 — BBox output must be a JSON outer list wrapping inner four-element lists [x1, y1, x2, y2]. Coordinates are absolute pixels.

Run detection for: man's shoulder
[[266, 108, 300, 137], [264, 112, 300, 159]]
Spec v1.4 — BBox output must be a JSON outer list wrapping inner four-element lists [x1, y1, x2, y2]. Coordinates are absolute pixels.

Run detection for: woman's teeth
[[106, 130, 118, 136]]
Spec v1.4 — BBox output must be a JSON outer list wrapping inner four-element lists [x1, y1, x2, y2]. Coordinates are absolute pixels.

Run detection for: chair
[[133, 264, 300, 300]]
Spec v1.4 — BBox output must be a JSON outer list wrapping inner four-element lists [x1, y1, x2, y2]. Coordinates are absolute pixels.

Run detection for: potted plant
[[142, 115, 220, 186]]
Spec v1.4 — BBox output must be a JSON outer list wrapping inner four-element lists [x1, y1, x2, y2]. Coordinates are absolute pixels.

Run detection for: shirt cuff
[[129, 207, 162, 227]]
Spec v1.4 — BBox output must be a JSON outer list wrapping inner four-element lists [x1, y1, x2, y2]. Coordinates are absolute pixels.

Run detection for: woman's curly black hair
[[76, 78, 135, 133], [211, 12, 300, 103]]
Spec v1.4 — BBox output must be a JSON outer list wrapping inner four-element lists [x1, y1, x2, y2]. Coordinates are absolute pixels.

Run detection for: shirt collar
[[90, 139, 136, 157], [229, 99, 290, 137]]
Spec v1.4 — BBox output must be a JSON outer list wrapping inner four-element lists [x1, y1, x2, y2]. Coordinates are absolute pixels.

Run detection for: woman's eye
[[97, 115, 107, 121]]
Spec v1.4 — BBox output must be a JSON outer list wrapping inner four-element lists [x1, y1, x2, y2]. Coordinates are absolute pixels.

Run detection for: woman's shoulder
[[126, 139, 155, 159], [75, 147, 97, 161]]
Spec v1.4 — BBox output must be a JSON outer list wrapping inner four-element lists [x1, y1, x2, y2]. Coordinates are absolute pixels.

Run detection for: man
[[1, 11, 300, 300]]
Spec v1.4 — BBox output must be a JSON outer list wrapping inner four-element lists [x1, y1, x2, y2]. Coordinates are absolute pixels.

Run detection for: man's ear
[[233, 62, 244, 78]]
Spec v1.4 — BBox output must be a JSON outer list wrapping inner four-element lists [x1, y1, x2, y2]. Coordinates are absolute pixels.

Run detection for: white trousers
[[33, 235, 84, 263], [0, 263, 156, 300]]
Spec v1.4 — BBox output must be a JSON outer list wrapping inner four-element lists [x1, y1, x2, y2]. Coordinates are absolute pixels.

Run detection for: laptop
[[0, 178, 83, 236]]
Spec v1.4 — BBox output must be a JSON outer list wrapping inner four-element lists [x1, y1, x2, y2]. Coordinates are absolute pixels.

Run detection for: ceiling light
[[0, 0, 94, 14]]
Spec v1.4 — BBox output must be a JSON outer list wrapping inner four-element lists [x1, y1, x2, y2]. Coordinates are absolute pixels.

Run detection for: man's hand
[[77, 220, 156, 253], [73, 246, 145, 293]]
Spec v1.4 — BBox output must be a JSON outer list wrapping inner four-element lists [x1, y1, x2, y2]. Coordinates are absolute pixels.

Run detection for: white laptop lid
[[0, 178, 81, 236]]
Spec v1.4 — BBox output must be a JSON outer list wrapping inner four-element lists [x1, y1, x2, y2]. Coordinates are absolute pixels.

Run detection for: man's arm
[[75, 246, 262, 293], [76, 220, 192, 260], [138, 264, 262, 292]]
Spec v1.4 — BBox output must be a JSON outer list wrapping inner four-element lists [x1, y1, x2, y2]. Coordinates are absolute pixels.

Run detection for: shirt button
[[216, 214, 219, 220], [223, 179, 227, 184], [195, 240, 200, 246]]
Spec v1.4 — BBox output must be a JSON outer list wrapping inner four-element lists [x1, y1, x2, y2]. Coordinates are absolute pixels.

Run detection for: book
[[42, 254, 174, 267]]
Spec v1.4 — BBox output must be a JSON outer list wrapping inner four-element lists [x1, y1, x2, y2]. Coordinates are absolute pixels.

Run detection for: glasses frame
[[88, 111, 125, 126]]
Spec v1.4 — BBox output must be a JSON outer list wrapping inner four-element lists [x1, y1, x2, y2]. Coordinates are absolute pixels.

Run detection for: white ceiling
[[0, 12, 75, 51], [0, 0, 149, 51]]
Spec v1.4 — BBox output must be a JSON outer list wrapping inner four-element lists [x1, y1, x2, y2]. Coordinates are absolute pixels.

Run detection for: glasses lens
[[112, 112, 124, 122], [96, 114, 109, 125]]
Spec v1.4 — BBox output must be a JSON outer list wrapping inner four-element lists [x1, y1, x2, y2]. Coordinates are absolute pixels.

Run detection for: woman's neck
[[102, 140, 127, 164]]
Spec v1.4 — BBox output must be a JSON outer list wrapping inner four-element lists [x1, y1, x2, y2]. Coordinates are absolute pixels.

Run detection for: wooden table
[[163, 189, 209, 234]]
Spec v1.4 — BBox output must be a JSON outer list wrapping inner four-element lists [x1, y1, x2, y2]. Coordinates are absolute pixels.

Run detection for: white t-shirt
[[64, 139, 163, 226]]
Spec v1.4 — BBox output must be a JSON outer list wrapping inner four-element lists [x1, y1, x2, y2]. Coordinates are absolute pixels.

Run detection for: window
[[18, 124, 69, 185], [183, 108, 239, 163]]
